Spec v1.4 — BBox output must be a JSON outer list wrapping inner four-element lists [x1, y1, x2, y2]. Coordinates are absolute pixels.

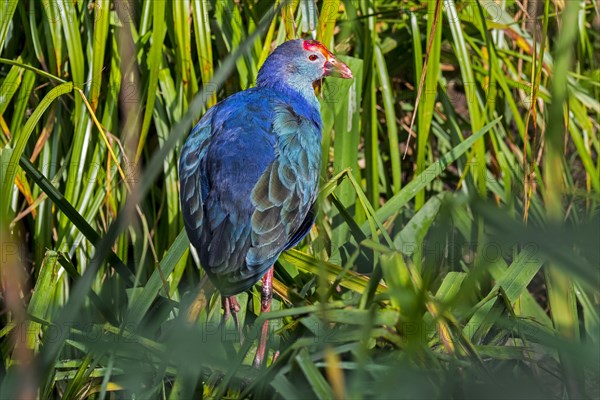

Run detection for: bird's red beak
[[323, 55, 353, 79]]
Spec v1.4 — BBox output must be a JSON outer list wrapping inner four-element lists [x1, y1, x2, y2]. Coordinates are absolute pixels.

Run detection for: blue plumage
[[179, 39, 352, 296]]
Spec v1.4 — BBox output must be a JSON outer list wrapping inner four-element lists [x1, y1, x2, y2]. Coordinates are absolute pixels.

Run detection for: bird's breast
[[274, 109, 322, 196]]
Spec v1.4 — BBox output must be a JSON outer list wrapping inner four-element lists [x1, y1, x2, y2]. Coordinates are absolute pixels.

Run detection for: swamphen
[[179, 39, 352, 367]]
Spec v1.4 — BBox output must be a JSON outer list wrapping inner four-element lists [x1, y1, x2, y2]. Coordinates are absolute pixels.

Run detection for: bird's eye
[[308, 54, 318, 61]]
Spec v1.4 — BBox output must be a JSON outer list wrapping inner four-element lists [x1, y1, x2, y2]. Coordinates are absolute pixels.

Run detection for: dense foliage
[[1, 0, 598, 398]]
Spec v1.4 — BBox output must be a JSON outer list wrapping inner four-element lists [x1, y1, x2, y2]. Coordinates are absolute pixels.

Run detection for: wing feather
[[246, 104, 321, 268], [179, 108, 215, 248]]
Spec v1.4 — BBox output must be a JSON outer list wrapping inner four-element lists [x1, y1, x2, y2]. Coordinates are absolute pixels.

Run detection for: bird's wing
[[201, 102, 276, 276], [246, 103, 321, 267], [179, 107, 216, 249], [180, 91, 278, 293], [179, 91, 320, 295]]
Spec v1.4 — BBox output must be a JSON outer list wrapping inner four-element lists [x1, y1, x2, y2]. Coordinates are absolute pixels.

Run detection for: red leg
[[221, 297, 231, 321], [221, 296, 242, 343], [253, 267, 273, 368]]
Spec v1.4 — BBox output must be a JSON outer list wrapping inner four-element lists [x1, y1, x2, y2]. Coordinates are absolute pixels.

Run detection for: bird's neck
[[257, 76, 320, 110]]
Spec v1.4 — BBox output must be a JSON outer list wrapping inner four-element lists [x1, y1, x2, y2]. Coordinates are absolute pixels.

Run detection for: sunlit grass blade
[[414, 0, 442, 210], [2, 82, 72, 221]]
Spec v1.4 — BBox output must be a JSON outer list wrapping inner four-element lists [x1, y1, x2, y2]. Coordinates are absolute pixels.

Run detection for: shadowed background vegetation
[[0, 0, 598, 398]]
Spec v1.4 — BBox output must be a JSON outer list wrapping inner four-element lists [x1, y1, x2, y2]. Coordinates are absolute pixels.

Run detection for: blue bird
[[179, 39, 352, 367]]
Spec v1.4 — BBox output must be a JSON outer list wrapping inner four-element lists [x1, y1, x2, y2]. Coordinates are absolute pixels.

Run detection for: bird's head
[[257, 39, 353, 90], [300, 39, 353, 80]]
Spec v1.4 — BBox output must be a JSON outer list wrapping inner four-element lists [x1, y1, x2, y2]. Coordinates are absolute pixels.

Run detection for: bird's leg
[[221, 296, 232, 321], [253, 267, 273, 368], [229, 296, 242, 342], [221, 296, 242, 343]]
